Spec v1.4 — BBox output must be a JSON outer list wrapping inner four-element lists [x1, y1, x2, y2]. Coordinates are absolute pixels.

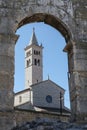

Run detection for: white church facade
[[14, 28, 70, 114]]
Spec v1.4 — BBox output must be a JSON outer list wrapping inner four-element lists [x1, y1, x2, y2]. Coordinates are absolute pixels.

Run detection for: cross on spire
[[29, 27, 39, 46]]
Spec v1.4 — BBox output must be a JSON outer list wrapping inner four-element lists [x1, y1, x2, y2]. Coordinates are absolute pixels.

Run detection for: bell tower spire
[[29, 27, 38, 46], [24, 28, 43, 89]]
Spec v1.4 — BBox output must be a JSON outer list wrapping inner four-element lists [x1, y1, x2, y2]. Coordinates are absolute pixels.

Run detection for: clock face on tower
[[46, 95, 52, 103]]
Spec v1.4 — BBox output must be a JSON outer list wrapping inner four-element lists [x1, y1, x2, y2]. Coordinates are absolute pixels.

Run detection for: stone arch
[[14, 6, 73, 111], [1, 1, 87, 129], [14, 8, 72, 112], [17, 13, 72, 42], [14, 11, 72, 115], [0, 0, 74, 114], [12, 0, 74, 42]]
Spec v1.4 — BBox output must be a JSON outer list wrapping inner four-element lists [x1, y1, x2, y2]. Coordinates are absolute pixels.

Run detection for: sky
[[14, 22, 70, 108]]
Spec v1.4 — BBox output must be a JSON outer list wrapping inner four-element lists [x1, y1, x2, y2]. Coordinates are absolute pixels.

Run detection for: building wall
[[31, 45, 43, 85], [32, 80, 65, 109], [14, 90, 31, 107], [14, 80, 65, 110], [25, 45, 43, 89], [25, 47, 33, 89], [14, 109, 70, 126]]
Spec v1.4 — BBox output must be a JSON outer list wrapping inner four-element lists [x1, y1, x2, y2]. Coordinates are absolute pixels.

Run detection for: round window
[[46, 95, 52, 103]]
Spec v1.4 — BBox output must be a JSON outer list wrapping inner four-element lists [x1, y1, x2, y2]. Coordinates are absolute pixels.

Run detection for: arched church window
[[27, 59, 31, 67], [39, 51, 40, 55], [27, 60, 29, 67], [34, 59, 37, 65], [36, 51, 38, 55], [19, 96, 22, 103], [34, 50, 36, 54], [29, 59, 31, 65], [26, 51, 31, 57], [34, 50, 40, 55], [38, 59, 40, 66]]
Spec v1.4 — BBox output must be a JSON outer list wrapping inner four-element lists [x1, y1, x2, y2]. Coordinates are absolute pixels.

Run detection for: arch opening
[[14, 13, 71, 110], [17, 13, 71, 42]]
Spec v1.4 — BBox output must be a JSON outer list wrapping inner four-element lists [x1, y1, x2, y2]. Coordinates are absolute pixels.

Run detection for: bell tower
[[24, 28, 43, 89]]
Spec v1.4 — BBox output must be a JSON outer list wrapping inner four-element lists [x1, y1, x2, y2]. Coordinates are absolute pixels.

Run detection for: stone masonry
[[0, 0, 87, 130]]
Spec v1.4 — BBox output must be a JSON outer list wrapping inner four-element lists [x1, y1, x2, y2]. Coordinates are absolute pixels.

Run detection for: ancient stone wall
[[0, 0, 87, 130], [14, 109, 70, 126], [68, 0, 87, 122]]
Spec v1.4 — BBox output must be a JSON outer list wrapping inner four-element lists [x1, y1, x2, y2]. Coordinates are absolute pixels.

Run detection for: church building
[[14, 28, 70, 114]]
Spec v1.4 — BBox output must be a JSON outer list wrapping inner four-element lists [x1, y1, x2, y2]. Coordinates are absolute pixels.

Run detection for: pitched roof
[[31, 79, 65, 91], [14, 79, 65, 96], [14, 88, 30, 95], [35, 106, 71, 114], [29, 28, 39, 46]]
